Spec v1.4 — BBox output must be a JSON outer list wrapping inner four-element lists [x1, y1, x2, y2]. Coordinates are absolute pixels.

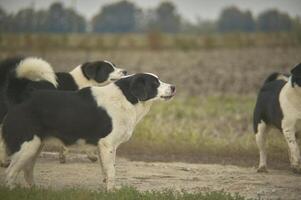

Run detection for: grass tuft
[[119, 96, 294, 168], [0, 185, 250, 200]]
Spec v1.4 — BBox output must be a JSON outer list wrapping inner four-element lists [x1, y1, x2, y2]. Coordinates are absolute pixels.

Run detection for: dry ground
[[1, 152, 301, 200], [2, 47, 301, 95]]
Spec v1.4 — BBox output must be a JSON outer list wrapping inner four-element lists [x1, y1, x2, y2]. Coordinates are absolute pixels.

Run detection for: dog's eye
[[153, 82, 160, 87]]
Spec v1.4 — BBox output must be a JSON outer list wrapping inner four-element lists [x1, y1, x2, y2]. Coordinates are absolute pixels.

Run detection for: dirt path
[[1, 152, 301, 200]]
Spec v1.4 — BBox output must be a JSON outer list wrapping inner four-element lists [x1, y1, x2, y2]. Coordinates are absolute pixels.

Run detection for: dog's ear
[[291, 63, 301, 77], [130, 76, 147, 101], [95, 66, 109, 83], [81, 62, 96, 80], [82, 62, 113, 83], [291, 63, 301, 87]]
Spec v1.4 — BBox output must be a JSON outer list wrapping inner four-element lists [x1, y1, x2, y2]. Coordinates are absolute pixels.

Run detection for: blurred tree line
[[0, 1, 300, 33]]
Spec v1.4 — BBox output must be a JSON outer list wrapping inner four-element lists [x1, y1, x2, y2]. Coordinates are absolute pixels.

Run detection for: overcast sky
[[0, 0, 300, 22]]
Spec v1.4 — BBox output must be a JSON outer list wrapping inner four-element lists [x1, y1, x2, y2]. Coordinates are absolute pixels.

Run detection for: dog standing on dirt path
[[253, 63, 301, 173], [0, 57, 127, 167], [1, 70, 176, 190]]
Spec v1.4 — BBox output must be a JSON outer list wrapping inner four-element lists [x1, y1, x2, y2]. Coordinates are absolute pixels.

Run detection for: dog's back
[[263, 72, 289, 84], [2, 88, 112, 155], [55, 72, 78, 91]]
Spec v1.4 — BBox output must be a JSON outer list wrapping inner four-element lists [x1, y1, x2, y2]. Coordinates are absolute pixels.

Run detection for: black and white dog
[[1, 72, 176, 190], [263, 72, 289, 84], [253, 63, 301, 173], [0, 57, 126, 166]]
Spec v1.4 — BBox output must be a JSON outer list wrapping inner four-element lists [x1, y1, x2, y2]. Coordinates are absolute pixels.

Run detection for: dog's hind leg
[[23, 144, 43, 187], [59, 145, 69, 164], [59, 145, 68, 164], [255, 121, 269, 173], [5, 135, 42, 188], [0, 127, 10, 168], [86, 150, 97, 163]]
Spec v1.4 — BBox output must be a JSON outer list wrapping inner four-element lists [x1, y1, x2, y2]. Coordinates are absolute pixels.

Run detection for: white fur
[[5, 135, 42, 188], [69, 64, 125, 88], [90, 84, 153, 190], [59, 62, 126, 162], [279, 81, 301, 168], [255, 121, 268, 171], [0, 126, 7, 165], [4, 73, 174, 190], [255, 76, 301, 173], [16, 58, 57, 87], [278, 74, 289, 82], [89, 77, 174, 190], [145, 72, 159, 78]]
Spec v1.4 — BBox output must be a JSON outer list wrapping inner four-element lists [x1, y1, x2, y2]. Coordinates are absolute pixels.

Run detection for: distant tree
[[64, 8, 86, 33], [257, 9, 293, 32], [0, 7, 8, 32], [35, 10, 48, 32], [12, 8, 36, 32], [45, 3, 68, 32], [151, 1, 181, 33], [182, 17, 216, 34], [43, 2, 86, 33], [218, 6, 255, 32], [92, 1, 138, 33], [292, 17, 301, 33]]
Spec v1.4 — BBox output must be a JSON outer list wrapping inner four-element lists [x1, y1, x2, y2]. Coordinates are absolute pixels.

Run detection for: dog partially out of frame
[[253, 63, 301, 173], [0, 57, 127, 166], [0, 69, 176, 190]]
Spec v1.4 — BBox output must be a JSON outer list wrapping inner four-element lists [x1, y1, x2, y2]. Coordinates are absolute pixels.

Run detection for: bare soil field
[[1, 153, 301, 200], [1, 47, 301, 199], [2, 47, 301, 95]]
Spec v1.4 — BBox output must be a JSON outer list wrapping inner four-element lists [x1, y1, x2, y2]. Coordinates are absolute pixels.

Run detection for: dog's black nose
[[170, 85, 176, 93], [122, 70, 127, 75]]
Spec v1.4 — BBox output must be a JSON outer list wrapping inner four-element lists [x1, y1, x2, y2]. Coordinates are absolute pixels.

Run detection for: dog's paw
[[257, 166, 268, 173], [87, 156, 98, 163], [59, 157, 66, 164], [0, 160, 10, 168], [291, 165, 301, 174]]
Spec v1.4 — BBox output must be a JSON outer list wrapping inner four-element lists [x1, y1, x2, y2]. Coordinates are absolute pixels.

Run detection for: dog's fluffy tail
[[264, 72, 289, 84], [15, 57, 58, 86], [6, 57, 57, 104]]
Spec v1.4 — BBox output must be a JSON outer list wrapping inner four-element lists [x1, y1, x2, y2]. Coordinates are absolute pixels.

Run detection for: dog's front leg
[[98, 139, 116, 191], [282, 119, 301, 173], [59, 145, 68, 164]]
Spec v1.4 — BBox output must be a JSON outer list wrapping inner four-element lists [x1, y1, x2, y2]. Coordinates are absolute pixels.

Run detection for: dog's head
[[81, 60, 127, 86], [290, 63, 301, 87], [117, 73, 176, 104]]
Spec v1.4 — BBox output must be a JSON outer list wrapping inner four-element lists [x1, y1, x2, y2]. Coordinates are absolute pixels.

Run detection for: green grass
[[120, 95, 294, 168], [0, 186, 249, 200]]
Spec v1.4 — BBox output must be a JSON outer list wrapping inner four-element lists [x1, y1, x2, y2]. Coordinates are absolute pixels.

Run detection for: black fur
[[0, 58, 117, 125], [2, 88, 112, 155], [0, 57, 24, 120], [264, 72, 289, 84], [291, 63, 301, 87], [115, 74, 159, 105], [253, 80, 286, 133], [0, 56, 24, 87], [82, 61, 114, 83], [6, 70, 56, 105], [291, 63, 301, 77], [56, 72, 78, 91]]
